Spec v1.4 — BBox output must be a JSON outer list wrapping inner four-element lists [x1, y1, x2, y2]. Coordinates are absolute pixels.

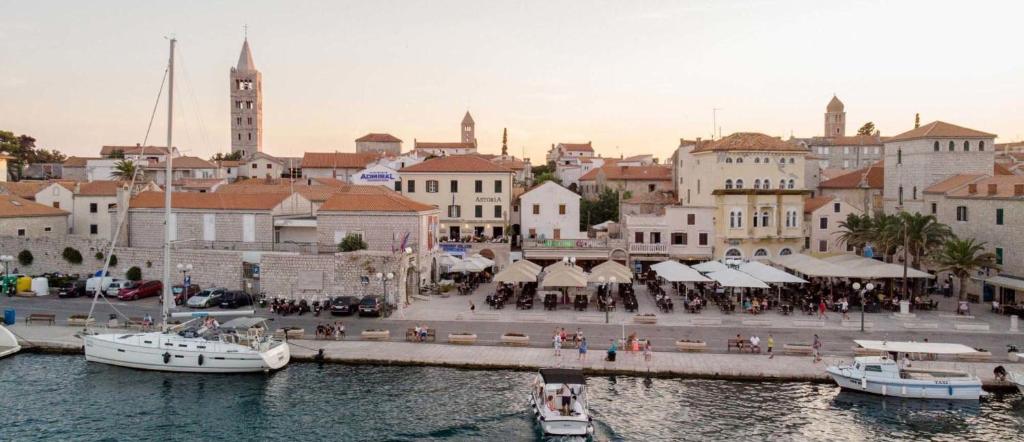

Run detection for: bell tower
[[461, 111, 476, 145], [230, 37, 262, 157], [825, 95, 846, 138]]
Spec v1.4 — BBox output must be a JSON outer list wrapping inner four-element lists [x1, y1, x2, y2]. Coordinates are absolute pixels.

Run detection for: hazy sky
[[3, 1, 1022, 161]]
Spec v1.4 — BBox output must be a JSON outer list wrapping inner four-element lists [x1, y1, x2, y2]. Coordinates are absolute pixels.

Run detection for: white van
[[86, 277, 124, 296]]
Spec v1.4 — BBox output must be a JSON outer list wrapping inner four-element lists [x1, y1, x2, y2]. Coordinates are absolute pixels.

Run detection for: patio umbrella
[[437, 254, 462, 271], [650, 261, 711, 282], [737, 261, 807, 284], [588, 260, 632, 283], [706, 268, 770, 289], [692, 261, 728, 273], [509, 260, 541, 277], [469, 253, 495, 268], [541, 268, 589, 288], [494, 265, 537, 283], [450, 259, 486, 273]]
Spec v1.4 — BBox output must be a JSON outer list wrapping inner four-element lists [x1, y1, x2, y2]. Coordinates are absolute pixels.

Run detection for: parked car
[[117, 280, 163, 301], [43, 272, 79, 289], [358, 295, 383, 317], [85, 276, 119, 296], [219, 291, 254, 309], [171, 284, 202, 305], [58, 279, 88, 298], [187, 288, 227, 308], [104, 279, 133, 296], [330, 296, 361, 316]]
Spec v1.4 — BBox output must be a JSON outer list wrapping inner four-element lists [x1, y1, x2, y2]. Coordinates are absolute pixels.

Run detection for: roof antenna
[[243, 24, 248, 41]]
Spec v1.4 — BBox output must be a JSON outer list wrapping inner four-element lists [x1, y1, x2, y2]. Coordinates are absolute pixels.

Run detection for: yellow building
[[674, 133, 810, 260]]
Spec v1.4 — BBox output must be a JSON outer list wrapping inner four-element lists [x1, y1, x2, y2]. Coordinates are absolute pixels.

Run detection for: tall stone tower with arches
[[230, 37, 262, 157], [825, 95, 846, 138]]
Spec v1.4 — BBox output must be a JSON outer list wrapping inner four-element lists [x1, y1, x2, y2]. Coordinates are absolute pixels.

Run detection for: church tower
[[825, 95, 846, 138], [461, 111, 476, 145], [230, 38, 262, 157]]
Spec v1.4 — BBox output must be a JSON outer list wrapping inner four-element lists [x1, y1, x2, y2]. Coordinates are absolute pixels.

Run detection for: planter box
[[633, 315, 658, 324], [273, 328, 305, 340], [500, 334, 530, 346], [448, 333, 478, 345], [67, 316, 95, 327], [955, 351, 992, 362], [953, 322, 990, 331], [361, 329, 390, 341], [675, 340, 707, 352]]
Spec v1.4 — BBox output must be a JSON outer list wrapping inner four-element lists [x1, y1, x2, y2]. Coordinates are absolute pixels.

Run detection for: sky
[[2, 0, 1023, 162]]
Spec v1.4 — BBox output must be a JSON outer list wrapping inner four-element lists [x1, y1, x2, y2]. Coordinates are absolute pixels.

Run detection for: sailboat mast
[[162, 38, 176, 327]]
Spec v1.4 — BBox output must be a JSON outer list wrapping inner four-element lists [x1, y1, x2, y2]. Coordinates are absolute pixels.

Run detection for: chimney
[[988, 183, 998, 195], [968, 183, 977, 194], [1015, 184, 1024, 196]]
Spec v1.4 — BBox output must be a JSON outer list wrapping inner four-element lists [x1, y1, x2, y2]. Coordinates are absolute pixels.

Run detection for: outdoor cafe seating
[[573, 294, 588, 311], [543, 293, 558, 311]]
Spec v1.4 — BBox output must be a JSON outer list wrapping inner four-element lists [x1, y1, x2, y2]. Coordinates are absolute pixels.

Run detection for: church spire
[[236, 39, 256, 72]]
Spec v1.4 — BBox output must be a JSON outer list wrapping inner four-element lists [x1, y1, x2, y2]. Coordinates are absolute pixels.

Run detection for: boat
[[528, 368, 594, 436], [0, 324, 21, 359], [82, 37, 290, 373], [825, 340, 985, 400]]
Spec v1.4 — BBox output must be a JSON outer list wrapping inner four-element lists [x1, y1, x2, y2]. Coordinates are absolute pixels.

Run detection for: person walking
[[553, 329, 563, 357], [812, 334, 822, 363], [841, 297, 850, 320], [767, 334, 774, 359], [643, 340, 652, 362], [818, 299, 828, 320], [578, 337, 588, 361]]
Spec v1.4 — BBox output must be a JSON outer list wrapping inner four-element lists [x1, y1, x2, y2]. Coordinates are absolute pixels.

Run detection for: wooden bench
[[25, 313, 56, 325], [405, 328, 437, 342], [783, 344, 814, 356], [727, 338, 757, 353]]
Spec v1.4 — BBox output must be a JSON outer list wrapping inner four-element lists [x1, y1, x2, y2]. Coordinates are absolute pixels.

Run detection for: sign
[[184, 275, 191, 287], [441, 243, 468, 253], [352, 165, 400, 186], [863, 245, 874, 259], [358, 171, 396, 182], [475, 196, 502, 203]]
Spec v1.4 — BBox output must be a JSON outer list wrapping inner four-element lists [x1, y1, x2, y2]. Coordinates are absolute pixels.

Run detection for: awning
[[981, 275, 1024, 291], [494, 265, 537, 283], [692, 261, 728, 273], [706, 268, 770, 288], [821, 255, 933, 279], [854, 340, 979, 355], [737, 261, 808, 284], [450, 259, 486, 273], [541, 267, 589, 288], [468, 254, 495, 268], [650, 261, 711, 282], [770, 253, 857, 278], [588, 260, 633, 283], [437, 254, 462, 269]]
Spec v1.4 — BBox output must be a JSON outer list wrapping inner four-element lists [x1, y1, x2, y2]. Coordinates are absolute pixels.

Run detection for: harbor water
[[2, 354, 1022, 441]]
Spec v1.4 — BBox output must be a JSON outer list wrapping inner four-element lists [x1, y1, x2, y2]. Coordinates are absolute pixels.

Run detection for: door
[[202, 214, 216, 242], [553, 228, 561, 239], [242, 214, 256, 243]]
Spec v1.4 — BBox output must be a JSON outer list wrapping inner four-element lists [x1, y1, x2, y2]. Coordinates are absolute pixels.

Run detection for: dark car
[[171, 284, 202, 305], [358, 296, 383, 317], [117, 280, 163, 301], [219, 291, 254, 309], [58, 279, 88, 298], [329, 296, 360, 316]]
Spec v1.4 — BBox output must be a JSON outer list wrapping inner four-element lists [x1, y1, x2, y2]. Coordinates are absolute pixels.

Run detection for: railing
[[629, 243, 668, 254], [523, 238, 614, 249]]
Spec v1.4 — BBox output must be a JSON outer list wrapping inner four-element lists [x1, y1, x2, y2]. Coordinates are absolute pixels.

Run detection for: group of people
[[552, 328, 588, 359], [543, 383, 578, 416], [412, 324, 431, 342], [314, 322, 345, 340]]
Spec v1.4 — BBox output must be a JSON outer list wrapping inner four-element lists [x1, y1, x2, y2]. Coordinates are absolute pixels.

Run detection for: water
[[2, 354, 1023, 441]]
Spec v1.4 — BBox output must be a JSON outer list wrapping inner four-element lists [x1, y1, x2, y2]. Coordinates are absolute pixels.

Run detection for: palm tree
[[837, 213, 873, 254], [869, 213, 901, 262], [898, 212, 951, 270], [111, 159, 141, 181], [932, 237, 999, 302]]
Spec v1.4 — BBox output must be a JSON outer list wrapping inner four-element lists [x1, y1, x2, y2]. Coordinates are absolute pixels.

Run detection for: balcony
[[523, 238, 614, 249], [629, 243, 668, 254]]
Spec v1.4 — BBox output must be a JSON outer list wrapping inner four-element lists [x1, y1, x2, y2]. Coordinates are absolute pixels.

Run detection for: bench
[[727, 338, 758, 353], [783, 344, 814, 356], [405, 328, 437, 342], [25, 313, 56, 325], [675, 340, 707, 352]]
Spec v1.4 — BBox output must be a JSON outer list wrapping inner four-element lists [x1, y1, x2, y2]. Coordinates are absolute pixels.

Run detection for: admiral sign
[[352, 165, 399, 186]]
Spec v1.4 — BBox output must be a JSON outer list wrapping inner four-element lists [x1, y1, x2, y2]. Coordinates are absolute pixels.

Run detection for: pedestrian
[[812, 334, 822, 363], [575, 328, 583, 347], [643, 340, 652, 362], [553, 329, 562, 357], [578, 337, 588, 361], [559, 383, 572, 415], [606, 339, 618, 361], [767, 333, 774, 359], [469, 300, 475, 313], [750, 335, 761, 353], [841, 297, 849, 320], [818, 299, 828, 320], [335, 322, 345, 340]]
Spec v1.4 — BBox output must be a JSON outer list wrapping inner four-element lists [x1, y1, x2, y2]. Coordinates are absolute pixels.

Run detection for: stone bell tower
[[825, 95, 846, 138], [461, 111, 476, 145], [230, 38, 262, 157]]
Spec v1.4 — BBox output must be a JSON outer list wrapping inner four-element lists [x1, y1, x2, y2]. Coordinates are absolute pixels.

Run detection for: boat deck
[[901, 369, 973, 381]]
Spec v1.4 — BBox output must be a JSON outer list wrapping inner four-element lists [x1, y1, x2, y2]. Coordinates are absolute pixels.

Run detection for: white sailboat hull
[[0, 324, 21, 359], [84, 332, 289, 373]]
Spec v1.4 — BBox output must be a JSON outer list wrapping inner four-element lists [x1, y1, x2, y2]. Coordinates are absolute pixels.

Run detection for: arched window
[[761, 211, 769, 227], [752, 212, 759, 227], [762, 179, 771, 190], [735, 179, 744, 189], [726, 248, 742, 258], [754, 248, 768, 257], [764, 157, 770, 164], [789, 157, 795, 164], [964, 140, 970, 151], [779, 179, 786, 189], [787, 179, 795, 189], [779, 248, 793, 256], [933, 141, 940, 152], [725, 157, 733, 164], [897, 148, 902, 165], [729, 210, 743, 229], [725, 179, 733, 190], [948, 141, 954, 151], [979, 141, 985, 151], [753, 179, 761, 189], [754, 157, 761, 164], [736, 158, 744, 163]]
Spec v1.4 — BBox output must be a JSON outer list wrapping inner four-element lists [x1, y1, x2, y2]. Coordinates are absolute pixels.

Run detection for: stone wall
[[128, 210, 274, 248], [259, 250, 404, 300], [0, 215, 68, 239]]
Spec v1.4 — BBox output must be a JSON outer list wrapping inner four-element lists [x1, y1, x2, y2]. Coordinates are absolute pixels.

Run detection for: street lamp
[[176, 263, 193, 304], [377, 272, 394, 316], [607, 276, 617, 324], [853, 282, 875, 332]]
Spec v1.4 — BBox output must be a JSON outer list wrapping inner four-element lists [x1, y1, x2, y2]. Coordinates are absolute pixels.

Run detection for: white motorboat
[[528, 368, 594, 437], [0, 324, 21, 359], [826, 340, 985, 400]]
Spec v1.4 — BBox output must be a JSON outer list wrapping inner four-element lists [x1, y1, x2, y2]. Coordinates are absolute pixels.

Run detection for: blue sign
[[441, 244, 468, 253]]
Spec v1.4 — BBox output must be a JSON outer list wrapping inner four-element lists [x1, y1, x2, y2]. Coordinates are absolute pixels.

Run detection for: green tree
[[932, 237, 998, 302], [62, 247, 83, 264], [837, 213, 874, 254], [532, 164, 552, 176], [533, 171, 560, 186], [0, 131, 32, 180], [338, 234, 368, 252], [857, 122, 876, 136], [111, 159, 142, 181], [126, 266, 142, 281], [897, 211, 951, 270], [579, 189, 620, 230], [210, 151, 243, 162], [914, 113, 921, 129], [17, 250, 33, 267], [108, 149, 125, 159]]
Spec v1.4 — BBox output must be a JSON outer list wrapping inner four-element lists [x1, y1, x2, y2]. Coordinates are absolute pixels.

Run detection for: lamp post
[[853, 282, 875, 332], [175, 263, 192, 305], [608, 276, 617, 324], [598, 276, 607, 323], [377, 272, 394, 316]]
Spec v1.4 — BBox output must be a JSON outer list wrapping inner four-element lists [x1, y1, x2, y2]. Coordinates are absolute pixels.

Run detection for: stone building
[[0, 194, 69, 238], [546, 142, 595, 164], [622, 205, 714, 269], [355, 133, 402, 155], [413, 112, 478, 157], [817, 161, 884, 215], [519, 181, 583, 240], [578, 164, 672, 200], [238, 152, 291, 179], [300, 152, 381, 182], [804, 195, 859, 256], [230, 38, 262, 157], [883, 121, 996, 214], [146, 156, 219, 186], [825, 95, 846, 137], [61, 157, 93, 181]]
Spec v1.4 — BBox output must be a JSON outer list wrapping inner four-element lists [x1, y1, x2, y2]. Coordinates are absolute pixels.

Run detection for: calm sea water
[[2, 354, 1023, 441]]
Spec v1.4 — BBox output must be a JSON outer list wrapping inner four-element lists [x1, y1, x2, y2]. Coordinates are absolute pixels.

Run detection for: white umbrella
[[469, 253, 495, 268], [509, 260, 541, 277], [737, 261, 807, 284], [541, 268, 588, 288], [692, 261, 728, 273], [437, 254, 462, 269], [706, 268, 770, 288], [589, 260, 632, 283], [450, 259, 486, 273], [651, 261, 711, 282], [494, 265, 537, 283]]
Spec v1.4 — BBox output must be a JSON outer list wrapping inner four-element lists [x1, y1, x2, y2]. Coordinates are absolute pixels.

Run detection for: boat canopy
[[539, 368, 586, 385], [221, 317, 270, 330], [854, 340, 979, 355]]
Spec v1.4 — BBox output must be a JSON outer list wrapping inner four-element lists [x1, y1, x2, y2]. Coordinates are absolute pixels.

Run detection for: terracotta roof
[[173, 178, 226, 190], [804, 195, 834, 214], [818, 162, 884, 189], [888, 121, 996, 142], [579, 164, 672, 182], [301, 152, 381, 169], [413, 142, 477, 150], [130, 191, 292, 210], [826, 95, 844, 112], [101, 145, 172, 156], [400, 155, 512, 173], [945, 175, 1024, 198], [994, 163, 1014, 176], [484, 155, 529, 170], [320, 192, 435, 213], [995, 141, 1024, 151], [356, 133, 402, 143], [560, 142, 593, 152], [623, 191, 676, 205], [147, 156, 216, 169], [923, 174, 985, 194], [808, 134, 883, 146], [63, 156, 98, 167], [0, 194, 69, 218], [820, 168, 848, 181], [0, 181, 53, 199], [77, 181, 123, 196], [690, 133, 808, 153]]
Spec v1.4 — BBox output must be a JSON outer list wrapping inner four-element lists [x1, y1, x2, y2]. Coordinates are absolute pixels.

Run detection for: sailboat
[[82, 38, 290, 373]]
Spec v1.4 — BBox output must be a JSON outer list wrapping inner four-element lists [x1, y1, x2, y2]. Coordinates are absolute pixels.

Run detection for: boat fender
[[163, 352, 171, 364], [860, 377, 866, 389], [198, 354, 204, 366], [949, 386, 954, 396]]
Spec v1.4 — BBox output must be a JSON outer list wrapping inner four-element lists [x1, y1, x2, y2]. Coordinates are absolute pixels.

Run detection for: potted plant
[[361, 328, 390, 341], [448, 332, 477, 344], [633, 313, 658, 324], [674, 339, 707, 352], [500, 332, 530, 346]]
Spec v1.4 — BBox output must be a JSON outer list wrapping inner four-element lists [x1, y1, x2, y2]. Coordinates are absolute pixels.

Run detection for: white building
[[350, 164, 401, 190], [520, 181, 584, 240], [623, 206, 715, 265]]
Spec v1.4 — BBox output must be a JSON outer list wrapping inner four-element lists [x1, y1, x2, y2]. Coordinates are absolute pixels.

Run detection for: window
[[964, 141, 970, 151], [494, 180, 502, 193], [779, 247, 792, 255], [996, 247, 1004, 265], [528, 228, 536, 238], [948, 141, 954, 151], [843, 160, 849, 169], [864, 365, 883, 373], [979, 141, 985, 151], [558, 204, 566, 215], [236, 117, 241, 125], [44, 226, 52, 232], [819, 217, 828, 230], [407, 180, 415, 193], [248, 133, 252, 141], [426, 180, 438, 193], [787, 179, 795, 189], [634, 232, 644, 243], [266, 163, 272, 169], [754, 179, 761, 189], [672, 232, 687, 245], [833, 202, 841, 213], [650, 232, 661, 244], [532, 204, 540, 215], [898, 186, 903, 205], [90, 203, 98, 213], [726, 248, 742, 257], [450, 180, 458, 193], [754, 248, 768, 257], [763, 157, 769, 164], [494, 205, 502, 218], [553, 228, 561, 239], [736, 158, 743, 164], [956, 206, 968, 222], [736, 179, 744, 189], [394, 181, 401, 191], [752, 212, 760, 228], [474, 180, 483, 193], [789, 157, 795, 164], [247, 117, 252, 125], [687, 213, 695, 225], [729, 210, 743, 228], [844, 146, 850, 155], [779, 179, 786, 189], [17, 228, 25, 237], [930, 202, 937, 214], [698, 233, 708, 246], [447, 205, 461, 218], [897, 148, 902, 165], [474, 205, 482, 218], [725, 179, 733, 190], [725, 158, 733, 164], [912, 186, 917, 200], [819, 240, 828, 252], [252, 163, 258, 169], [648, 184, 655, 192], [760, 211, 769, 227], [996, 208, 1004, 225], [754, 157, 761, 164], [933, 141, 939, 152], [762, 179, 771, 190], [90, 224, 99, 235], [52, 202, 60, 209]]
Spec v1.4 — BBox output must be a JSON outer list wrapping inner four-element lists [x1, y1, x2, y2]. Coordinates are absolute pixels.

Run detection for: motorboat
[[84, 315, 289, 373], [1007, 357, 1024, 393], [0, 324, 21, 359], [825, 340, 985, 400], [528, 368, 594, 436]]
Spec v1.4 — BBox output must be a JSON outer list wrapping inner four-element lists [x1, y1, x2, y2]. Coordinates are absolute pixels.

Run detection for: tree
[[932, 237, 998, 303], [0, 131, 30, 180], [17, 250, 33, 267], [857, 122, 876, 136], [126, 266, 142, 281], [501, 128, 508, 156], [109, 149, 125, 159], [338, 234, 368, 252], [111, 159, 142, 181], [579, 189, 620, 230], [533, 171, 560, 186], [210, 151, 243, 162], [897, 212, 951, 270], [914, 113, 920, 129], [531, 164, 553, 176], [837, 213, 873, 254], [62, 247, 83, 264]]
